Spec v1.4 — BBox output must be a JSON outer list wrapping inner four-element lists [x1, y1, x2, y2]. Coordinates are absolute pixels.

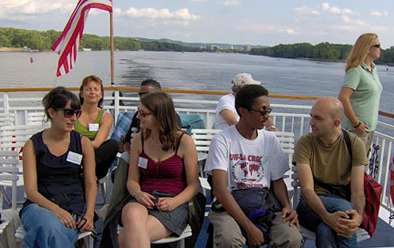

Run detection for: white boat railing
[[0, 88, 393, 226]]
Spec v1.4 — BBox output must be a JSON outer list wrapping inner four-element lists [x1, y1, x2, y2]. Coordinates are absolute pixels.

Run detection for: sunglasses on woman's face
[[55, 108, 82, 118], [371, 44, 381, 48]]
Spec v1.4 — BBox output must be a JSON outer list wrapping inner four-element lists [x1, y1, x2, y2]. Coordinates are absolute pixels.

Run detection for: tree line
[[250, 42, 394, 65], [0, 27, 203, 52], [2, 27, 394, 64]]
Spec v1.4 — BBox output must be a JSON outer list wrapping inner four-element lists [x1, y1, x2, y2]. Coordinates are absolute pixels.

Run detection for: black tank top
[[22, 130, 85, 215]]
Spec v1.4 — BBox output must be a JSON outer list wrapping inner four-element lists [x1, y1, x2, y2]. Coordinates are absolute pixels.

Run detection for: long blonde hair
[[345, 33, 378, 72]]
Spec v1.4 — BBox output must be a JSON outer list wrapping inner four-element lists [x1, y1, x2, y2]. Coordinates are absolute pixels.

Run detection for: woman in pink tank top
[[118, 91, 199, 248]]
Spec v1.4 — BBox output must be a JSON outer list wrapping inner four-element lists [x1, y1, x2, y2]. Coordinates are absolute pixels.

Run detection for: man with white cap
[[214, 73, 277, 131]]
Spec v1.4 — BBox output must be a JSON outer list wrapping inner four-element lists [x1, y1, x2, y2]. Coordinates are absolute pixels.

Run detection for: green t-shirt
[[74, 109, 104, 140], [293, 131, 368, 199], [341, 62, 382, 131]]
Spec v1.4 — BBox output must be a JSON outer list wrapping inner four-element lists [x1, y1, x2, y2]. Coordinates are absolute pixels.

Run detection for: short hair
[[140, 92, 181, 152], [42, 87, 80, 121], [346, 33, 378, 72], [235, 85, 269, 117], [79, 75, 104, 107], [141, 79, 161, 90]]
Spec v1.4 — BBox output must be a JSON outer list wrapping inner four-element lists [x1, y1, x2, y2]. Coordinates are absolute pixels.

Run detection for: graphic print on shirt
[[230, 153, 269, 189]]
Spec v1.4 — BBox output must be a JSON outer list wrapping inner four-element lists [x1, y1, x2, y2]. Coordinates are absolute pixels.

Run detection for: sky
[[1, 0, 393, 47]]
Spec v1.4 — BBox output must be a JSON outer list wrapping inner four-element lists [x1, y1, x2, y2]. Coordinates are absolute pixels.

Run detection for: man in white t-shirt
[[205, 85, 303, 248], [214, 73, 277, 131]]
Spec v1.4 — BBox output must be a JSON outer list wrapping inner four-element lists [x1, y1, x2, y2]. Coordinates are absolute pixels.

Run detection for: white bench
[[118, 224, 192, 248]]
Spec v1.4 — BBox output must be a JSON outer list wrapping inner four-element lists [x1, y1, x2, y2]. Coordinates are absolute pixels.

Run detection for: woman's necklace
[[151, 136, 162, 146]]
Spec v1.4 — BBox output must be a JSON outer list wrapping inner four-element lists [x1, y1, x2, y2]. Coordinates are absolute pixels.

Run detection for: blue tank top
[[22, 130, 85, 215]]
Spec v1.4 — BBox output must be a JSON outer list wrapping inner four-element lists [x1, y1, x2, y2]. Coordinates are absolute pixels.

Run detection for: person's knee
[[121, 204, 146, 228], [213, 230, 244, 248], [332, 199, 354, 213]]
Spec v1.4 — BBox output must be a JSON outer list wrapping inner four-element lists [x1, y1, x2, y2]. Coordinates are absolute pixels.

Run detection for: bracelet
[[267, 125, 277, 130], [132, 190, 138, 198], [353, 121, 362, 129]]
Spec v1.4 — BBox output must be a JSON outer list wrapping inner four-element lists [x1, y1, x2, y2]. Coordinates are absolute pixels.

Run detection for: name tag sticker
[[66, 151, 83, 165], [88, 123, 99, 131], [138, 157, 148, 169]]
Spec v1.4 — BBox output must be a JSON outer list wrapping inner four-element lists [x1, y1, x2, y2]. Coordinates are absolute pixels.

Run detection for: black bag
[[185, 192, 207, 248]]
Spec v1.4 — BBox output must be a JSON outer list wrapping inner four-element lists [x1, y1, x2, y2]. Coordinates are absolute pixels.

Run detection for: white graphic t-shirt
[[205, 126, 288, 191]]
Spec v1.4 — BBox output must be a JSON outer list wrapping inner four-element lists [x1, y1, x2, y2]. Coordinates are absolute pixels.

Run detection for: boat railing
[[0, 87, 394, 226]]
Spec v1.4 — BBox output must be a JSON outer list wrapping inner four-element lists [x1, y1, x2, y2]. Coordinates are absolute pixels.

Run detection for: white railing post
[[3, 92, 9, 114], [113, 90, 119, 124]]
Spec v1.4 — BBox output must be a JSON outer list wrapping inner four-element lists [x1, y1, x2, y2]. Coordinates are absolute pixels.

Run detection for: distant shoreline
[[0, 47, 23, 52]]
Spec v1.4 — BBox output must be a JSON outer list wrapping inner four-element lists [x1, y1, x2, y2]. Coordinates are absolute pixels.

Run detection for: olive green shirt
[[74, 109, 104, 140], [293, 131, 368, 199], [341, 62, 382, 131]]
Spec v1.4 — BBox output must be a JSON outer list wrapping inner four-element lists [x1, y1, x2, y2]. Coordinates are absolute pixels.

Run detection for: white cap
[[232, 73, 261, 86]]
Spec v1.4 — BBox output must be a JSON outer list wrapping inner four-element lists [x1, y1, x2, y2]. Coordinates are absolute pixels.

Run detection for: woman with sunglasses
[[20, 87, 97, 248], [118, 92, 199, 248], [75, 75, 119, 179], [338, 33, 383, 155]]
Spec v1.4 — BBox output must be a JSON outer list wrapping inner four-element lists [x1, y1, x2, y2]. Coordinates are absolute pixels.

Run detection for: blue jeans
[[20, 203, 80, 248], [297, 195, 357, 248]]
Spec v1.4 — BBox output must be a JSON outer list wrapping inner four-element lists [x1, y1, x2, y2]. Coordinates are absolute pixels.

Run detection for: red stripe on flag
[[52, 0, 112, 77]]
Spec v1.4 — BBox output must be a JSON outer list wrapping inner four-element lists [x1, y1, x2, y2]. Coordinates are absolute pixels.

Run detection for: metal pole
[[110, 11, 114, 86]]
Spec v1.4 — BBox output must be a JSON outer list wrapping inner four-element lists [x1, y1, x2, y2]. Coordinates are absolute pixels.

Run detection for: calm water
[[0, 51, 393, 115]]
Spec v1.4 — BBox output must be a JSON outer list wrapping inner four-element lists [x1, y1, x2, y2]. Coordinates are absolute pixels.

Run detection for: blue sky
[[1, 0, 393, 47]]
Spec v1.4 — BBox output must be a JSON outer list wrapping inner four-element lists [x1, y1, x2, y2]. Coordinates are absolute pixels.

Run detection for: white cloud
[[219, 0, 241, 6], [321, 3, 356, 16], [294, 6, 320, 16], [340, 15, 367, 26], [370, 11, 388, 17], [123, 7, 200, 21], [187, 0, 209, 1], [0, 0, 104, 20]]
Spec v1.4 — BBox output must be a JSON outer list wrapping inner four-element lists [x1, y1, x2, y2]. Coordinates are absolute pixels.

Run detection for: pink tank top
[[139, 133, 186, 195]]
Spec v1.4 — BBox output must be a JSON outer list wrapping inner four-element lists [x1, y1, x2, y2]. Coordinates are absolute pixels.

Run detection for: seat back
[[0, 151, 19, 210], [0, 113, 15, 127], [0, 124, 49, 152], [27, 112, 46, 125], [191, 129, 221, 153]]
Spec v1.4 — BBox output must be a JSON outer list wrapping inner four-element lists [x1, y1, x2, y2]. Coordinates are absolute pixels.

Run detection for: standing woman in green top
[[75, 75, 119, 179], [338, 33, 383, 155]]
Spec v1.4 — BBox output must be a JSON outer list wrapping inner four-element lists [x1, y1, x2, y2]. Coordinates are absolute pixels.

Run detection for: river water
[[0, 50, 393, 116]]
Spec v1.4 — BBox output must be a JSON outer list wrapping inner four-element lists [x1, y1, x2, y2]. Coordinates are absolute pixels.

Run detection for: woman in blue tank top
[[20, 87, 97, 248], [118, 92, 199, 248]]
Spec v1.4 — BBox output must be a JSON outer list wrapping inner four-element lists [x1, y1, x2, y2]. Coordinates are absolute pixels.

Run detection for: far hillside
[[1, 27, 394, 64]]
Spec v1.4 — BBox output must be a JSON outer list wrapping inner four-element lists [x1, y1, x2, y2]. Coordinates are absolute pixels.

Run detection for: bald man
[[293, 97, 367, 248]]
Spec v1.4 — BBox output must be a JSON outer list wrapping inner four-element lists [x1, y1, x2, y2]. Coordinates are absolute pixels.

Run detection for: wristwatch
[[353, 121, 362, 129]]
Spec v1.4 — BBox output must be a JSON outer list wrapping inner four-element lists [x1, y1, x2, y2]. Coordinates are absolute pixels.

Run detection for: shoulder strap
[[342, 129, 352, 160], [141, 133, 144, 154], [175, 132, 185, 154]]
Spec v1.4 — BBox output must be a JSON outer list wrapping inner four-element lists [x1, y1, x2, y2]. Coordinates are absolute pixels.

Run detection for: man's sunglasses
[[249, 107, 272, 116], [55, 108, 82, 118]]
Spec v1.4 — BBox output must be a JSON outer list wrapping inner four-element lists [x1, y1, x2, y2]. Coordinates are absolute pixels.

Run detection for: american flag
[[52, 0, 112, 77]]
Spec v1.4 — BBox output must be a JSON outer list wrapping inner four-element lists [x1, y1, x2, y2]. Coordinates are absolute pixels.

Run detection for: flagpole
[[110, 10, 114, 86]]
